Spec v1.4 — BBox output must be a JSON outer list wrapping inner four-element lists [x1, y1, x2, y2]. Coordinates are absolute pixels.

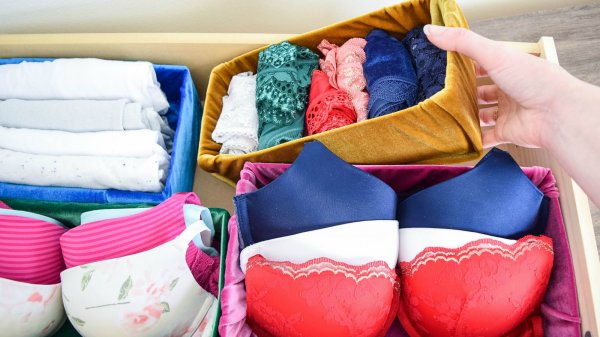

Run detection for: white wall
[[0, 0, 596, 34]]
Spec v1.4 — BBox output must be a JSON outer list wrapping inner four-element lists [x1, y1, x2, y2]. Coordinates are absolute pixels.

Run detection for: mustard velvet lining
[[198, 0, 482, 184]]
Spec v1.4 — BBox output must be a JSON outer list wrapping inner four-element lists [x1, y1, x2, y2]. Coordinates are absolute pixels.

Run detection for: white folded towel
[[0, 59, 169, 113], [0, 99, 174, 140], [0, 126, 168, 159], [0, 148, 168, 192]]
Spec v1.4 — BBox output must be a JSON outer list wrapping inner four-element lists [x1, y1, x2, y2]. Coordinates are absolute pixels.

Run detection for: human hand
[[423, 24, 577, 149]]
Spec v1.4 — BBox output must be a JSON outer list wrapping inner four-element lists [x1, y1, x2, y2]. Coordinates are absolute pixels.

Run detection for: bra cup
[[0, 278, 65, 337], [396, 148, 548, 239], [240, 220, 399, 272], [397, 235, 553, 337], [398, 228, 516, 262], [60, 192, 201, 269], [242, 220, 400, 337], [60, 222, 216, 337], [235, 141, 397, 246], [245, 256, 399, 337], [0, 210, 67, 285]]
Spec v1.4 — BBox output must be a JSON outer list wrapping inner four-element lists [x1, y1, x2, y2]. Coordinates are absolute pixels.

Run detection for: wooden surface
[[471, 1, 600, 257]]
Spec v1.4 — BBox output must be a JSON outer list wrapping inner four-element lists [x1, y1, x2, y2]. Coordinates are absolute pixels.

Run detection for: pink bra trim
[[0, 215, 67, 284], [60, 192, 200, 268]]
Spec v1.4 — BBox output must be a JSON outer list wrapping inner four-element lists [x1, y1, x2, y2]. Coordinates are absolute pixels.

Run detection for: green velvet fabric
[[1, 198, 154, 228]]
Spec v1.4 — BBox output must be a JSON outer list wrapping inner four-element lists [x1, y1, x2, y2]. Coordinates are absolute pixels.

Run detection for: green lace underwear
[[256, 41, 318, 126]]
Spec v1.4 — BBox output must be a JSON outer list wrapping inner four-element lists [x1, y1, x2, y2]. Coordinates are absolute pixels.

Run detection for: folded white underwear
[[0, 99, 174, 140], [0, 148, 169, 192], [212, 72, 259, 154], [0, 58, 169, 113], [0, 126, 168, 159]]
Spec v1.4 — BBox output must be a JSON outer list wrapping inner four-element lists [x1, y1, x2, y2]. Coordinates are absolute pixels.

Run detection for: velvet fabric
[[219, 162, 580, 337], [364, 29, 418, 119], [234, 141, 397, 247], [199, 0, 482, 184], [397, 148, 548, 239], [0, 58, 200, 204], [0, 198, 154, 228]]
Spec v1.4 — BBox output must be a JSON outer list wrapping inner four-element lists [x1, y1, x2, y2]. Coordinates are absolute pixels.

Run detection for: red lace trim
[[247, 255, 399, 285], [305, 90, 356, 135]]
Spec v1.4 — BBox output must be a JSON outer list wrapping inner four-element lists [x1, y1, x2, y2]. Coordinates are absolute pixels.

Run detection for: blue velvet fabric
[[397, 148, 549, 239], [402, 26, 447, 102], [234, 141, 398, 246], [0, 58, 200, 204], [364, 29, 418, 119]]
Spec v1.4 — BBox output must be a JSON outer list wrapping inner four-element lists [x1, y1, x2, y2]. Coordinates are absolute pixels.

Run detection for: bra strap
[[174, 219, 211, 250]]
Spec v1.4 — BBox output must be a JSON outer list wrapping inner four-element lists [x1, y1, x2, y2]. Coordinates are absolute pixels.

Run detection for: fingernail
[[424, 24, 445, 36]]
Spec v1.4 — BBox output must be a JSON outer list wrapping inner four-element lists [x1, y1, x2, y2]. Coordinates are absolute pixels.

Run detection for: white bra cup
[[398, 227, 517, 262], [240, 220, 399, 273], [60, 221, 217, 337], [190, 300, 219, 337], [0, 277, 65, 337]]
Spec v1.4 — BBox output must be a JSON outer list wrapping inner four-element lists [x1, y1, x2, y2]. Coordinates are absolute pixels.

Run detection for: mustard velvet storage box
[[198, 0, 483, 184]]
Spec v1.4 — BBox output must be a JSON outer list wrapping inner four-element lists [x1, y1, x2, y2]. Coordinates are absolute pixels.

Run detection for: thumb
[[481, 127, 505, 148]]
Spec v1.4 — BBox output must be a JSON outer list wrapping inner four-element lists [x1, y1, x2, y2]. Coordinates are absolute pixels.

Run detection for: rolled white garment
[[212, 72, 259, 154], [0, 148, 168, 192], [0, 99, 172, 134], [0, 59, 169, 113], [0, 126, 168, 158]]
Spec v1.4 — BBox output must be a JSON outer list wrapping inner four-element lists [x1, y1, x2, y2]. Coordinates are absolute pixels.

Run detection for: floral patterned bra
[[60, 221, 217, 337]]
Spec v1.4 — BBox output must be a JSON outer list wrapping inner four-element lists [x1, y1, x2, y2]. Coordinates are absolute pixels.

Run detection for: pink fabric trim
[[60, 192, 220, 296], [219, 214, 257, 337], [60, 192, 199, 268], [0, 201, 10, 209], [0, 215, 66, 284]]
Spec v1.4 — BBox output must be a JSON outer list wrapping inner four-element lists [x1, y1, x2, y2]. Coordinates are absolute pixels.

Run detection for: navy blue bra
[[396, 148, 548, 239], [234, 141, 397, 246]]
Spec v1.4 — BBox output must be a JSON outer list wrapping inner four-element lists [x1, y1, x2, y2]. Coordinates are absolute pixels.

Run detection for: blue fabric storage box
[[0, 58, 200, 204]]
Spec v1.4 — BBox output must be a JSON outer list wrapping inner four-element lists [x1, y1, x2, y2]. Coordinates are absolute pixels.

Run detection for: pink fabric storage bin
[[219, 162, 580, 337]]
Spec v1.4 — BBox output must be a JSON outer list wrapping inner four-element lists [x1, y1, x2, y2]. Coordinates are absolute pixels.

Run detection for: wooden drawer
[[0, 32, 598, 336]]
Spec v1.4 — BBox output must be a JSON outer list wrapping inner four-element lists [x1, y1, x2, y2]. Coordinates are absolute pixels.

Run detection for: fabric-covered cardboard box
[[219, 159, 581, 336], [198, 0, 482, 184], [0, 57, 200, 204]]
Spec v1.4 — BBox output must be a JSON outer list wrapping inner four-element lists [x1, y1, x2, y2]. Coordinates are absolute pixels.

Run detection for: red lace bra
[[397, 234, 554, 337], [246, 255, 399, 337], [243, 221, 400, 337]]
